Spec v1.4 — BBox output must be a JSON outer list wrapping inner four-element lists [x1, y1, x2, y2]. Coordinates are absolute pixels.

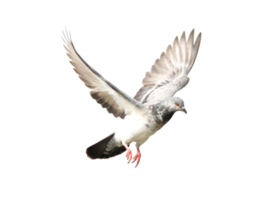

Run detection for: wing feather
[[134, 29, 201, 104], [63, 30, 144, 118]]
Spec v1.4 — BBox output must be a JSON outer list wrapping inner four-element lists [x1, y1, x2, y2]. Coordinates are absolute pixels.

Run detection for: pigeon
[[62, 29, 201, 167]]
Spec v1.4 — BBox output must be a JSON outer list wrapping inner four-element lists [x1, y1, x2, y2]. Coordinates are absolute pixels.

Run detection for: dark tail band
[[85, 133, 126, 160]]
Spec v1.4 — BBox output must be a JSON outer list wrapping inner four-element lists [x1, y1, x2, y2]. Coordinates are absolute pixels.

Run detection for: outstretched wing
[[134, 29, 201, 105], [62, 31, 144, 119]]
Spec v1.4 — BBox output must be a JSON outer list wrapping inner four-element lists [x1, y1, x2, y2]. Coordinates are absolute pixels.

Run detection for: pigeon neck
[[150, 103, 175, 124]]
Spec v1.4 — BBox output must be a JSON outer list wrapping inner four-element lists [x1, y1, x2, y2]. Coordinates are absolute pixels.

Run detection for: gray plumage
[[63, 29, 201, 167]]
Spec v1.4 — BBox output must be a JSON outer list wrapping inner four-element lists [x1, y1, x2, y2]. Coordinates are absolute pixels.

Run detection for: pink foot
[[132, 148, 141, 168], [124, 145, 132, 163], [124, 145, 143, 169]]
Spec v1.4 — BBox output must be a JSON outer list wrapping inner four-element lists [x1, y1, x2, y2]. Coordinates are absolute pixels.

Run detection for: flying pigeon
[[62, 29, 201, 167]]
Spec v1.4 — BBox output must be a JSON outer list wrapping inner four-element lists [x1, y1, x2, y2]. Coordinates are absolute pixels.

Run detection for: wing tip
[[58, 25, 73, 42]]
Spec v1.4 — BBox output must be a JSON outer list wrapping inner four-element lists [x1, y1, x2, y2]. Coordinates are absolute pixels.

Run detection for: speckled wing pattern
[[134, 30, 201, 105], [62, 31, 144, 119]]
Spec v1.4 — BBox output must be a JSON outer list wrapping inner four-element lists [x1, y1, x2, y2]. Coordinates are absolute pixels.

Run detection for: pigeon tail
[[86, 133, 126, 159]]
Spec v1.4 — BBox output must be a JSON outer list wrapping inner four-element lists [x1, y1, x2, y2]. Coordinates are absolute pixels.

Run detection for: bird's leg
[[132, 148, 141, 168], [123, 144, 132, 163]]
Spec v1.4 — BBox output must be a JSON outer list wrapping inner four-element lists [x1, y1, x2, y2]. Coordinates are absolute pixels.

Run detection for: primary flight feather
[[63, 29, 201, 167]]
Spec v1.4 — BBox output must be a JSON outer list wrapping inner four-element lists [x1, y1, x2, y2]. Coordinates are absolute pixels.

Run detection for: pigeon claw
[[124, 145, 132, 164], [124, 146, 143, 169], [132, 148, 141, 168]]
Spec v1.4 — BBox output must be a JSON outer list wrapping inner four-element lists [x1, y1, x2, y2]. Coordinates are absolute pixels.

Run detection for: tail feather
[[86, 133, 126, 159]]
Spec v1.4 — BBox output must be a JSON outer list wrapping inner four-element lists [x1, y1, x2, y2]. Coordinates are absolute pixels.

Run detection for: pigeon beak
[[181, 108, 189, 115]]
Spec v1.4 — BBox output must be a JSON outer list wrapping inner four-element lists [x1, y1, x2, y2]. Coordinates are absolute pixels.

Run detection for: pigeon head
[[153, 97, 187, 123], [169, 97, 187, 114]]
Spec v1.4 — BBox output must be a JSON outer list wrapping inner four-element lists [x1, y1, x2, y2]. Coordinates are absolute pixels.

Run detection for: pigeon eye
[[175, 103, 179, 106]]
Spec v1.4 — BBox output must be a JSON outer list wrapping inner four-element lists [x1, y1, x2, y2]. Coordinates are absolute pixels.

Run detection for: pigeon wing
[[134, 29, 201, 105], [63, 31, 144, 119]]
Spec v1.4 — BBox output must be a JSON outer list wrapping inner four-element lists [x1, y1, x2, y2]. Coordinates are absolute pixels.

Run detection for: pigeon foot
[[132, 148, 141, 168], [124, 145, 132, 163], [124, 146, 143, 169]]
